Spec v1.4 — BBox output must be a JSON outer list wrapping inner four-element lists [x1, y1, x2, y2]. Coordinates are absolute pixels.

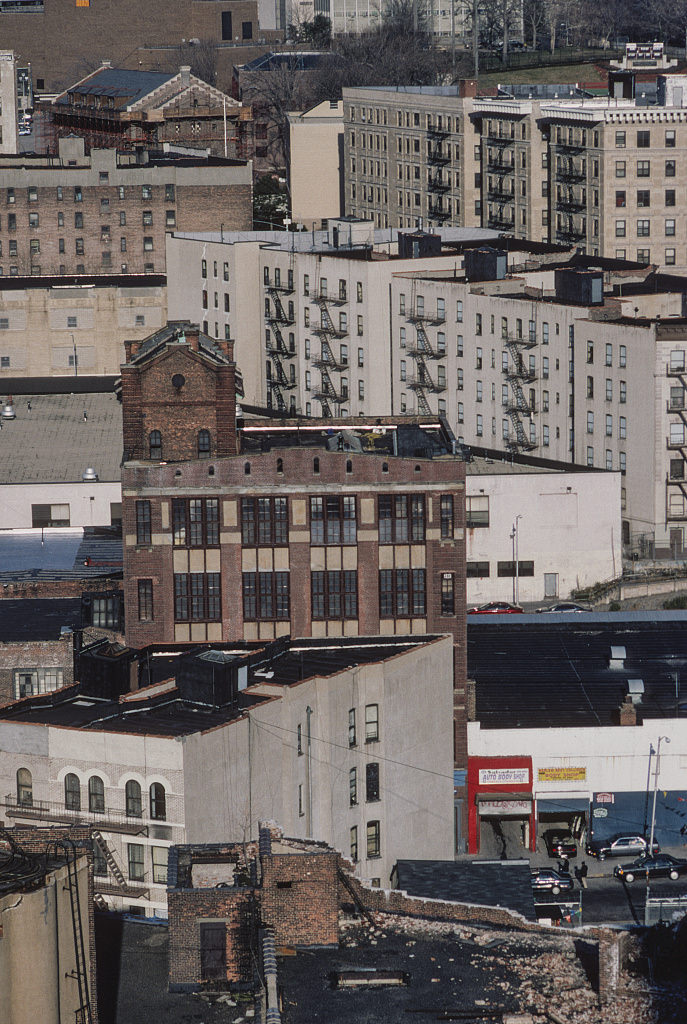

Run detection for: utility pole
[[305, 705, 313, 838]]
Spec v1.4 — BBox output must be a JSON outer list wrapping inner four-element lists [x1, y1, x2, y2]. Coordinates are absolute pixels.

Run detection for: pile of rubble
[[339, 913, 687, 1023]]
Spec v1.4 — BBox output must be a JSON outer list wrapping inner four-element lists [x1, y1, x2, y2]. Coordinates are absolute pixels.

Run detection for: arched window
[[149, 430, 162, 460], [198, 429, 211, 459], [346, 459, 352, 474], [125, 779, 142, 818], [65, 773, 80, 811], [244, 461, 251, 475], [88, 775, 105, 813], [17, 768, 32, 807], [150, 782, 166, 821], [276, 457, 283, 474]]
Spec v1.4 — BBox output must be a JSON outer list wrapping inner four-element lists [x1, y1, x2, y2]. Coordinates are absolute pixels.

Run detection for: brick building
[[0, 136, 251, 278], [119, 322, 466, 662], [0, 0, 259, 95], [37, 64, 251, 162]]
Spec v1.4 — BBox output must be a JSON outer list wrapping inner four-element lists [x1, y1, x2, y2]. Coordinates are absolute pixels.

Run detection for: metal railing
[[5, 794, 149, 834]]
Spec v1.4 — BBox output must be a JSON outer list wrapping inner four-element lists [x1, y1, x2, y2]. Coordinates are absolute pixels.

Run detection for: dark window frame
[[174, 572, 221, 622], [241, 496, 288, 546], [173, 497, 220, 547], [136, 500, 151, 545], [378, 494, 425, 543], [379, 568, 426, 617], [242, 571, 290, 621], [310, 495, 357, 544], [311, 569, 358, 619], [138, 579, 154, 621]]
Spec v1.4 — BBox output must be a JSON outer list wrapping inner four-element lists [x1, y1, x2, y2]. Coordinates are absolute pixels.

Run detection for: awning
[[478, 798, 532, 817], [537, 797, 590, 814]]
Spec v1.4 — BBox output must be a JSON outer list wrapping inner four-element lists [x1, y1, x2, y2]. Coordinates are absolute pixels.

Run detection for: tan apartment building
[[0, 135, 251, 278], [343, 84, 482, 232], [287, 100, 344, 229], [343, 85, 687, 271], [0, 51, 18, 156], [0, 274, 166, 376]]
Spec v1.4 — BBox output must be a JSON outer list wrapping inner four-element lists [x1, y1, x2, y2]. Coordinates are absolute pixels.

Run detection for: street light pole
[[649, 735, 670, 854], [510, 515, 522, 604]]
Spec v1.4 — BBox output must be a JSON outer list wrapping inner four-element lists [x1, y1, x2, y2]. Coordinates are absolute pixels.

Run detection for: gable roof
[[54, 68, 175, 107]]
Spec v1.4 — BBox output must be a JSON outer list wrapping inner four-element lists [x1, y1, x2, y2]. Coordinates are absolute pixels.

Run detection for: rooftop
[[55, 68, 175, 106], [468, 613, 687, 729], [0, 635, 441, 736], [0, 597, 82, 641], [393, 858, 536, 920], [0, 391, 122, 485], [0, 527, 123, 582]]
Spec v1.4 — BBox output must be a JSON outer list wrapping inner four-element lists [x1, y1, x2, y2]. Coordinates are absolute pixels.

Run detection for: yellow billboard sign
[[537, 766, 586, 782]]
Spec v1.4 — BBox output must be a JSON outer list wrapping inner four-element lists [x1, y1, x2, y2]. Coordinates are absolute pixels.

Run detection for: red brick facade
[[261, 851, 339, 946], [168, 886, 257, 986]]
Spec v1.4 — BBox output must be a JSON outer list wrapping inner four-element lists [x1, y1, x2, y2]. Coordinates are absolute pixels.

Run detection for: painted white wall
[[466, 469, 622, 603], [468, 718, 687, 797], [0, 482, 121, 530]]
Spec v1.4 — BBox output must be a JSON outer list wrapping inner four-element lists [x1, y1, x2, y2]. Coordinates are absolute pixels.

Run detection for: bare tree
[[176, 39, 218, 86]]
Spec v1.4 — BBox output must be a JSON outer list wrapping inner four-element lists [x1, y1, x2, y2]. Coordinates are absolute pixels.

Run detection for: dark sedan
[[543, 830, 577, 859], [468, 601, 524, 615], [586, 833, 660, 861], [531, 869, 575, 895], [614, 854, 687, 883]]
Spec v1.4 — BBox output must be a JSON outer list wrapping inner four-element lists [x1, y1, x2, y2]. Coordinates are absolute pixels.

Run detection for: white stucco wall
[[466, 468, 622, 603], [0, 482, 121, 530]]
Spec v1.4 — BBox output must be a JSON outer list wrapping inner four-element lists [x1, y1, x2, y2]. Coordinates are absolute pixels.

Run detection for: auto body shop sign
[[478, 767, 530, 786], [538, 767, 587, 782]]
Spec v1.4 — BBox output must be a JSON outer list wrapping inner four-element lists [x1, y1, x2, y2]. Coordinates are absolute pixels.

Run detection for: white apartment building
[[166, 224, 687, 554], [0, 635, 455, 911]]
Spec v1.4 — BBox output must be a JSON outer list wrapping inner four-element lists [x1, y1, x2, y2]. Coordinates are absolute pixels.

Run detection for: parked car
[[543, 830, 577, 859], [531, 868, 575, 895], [468, 601, 524, 615], [586, 833, 660, 861], [538, 602, 589, 613], [614, 854, 687, 883]]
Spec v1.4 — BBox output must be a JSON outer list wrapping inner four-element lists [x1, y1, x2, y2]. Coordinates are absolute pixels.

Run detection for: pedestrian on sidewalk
[[575, 860, 588, 888]]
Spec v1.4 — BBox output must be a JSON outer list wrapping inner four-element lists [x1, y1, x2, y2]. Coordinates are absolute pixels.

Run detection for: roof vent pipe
[[1, 396, 16, 420], [82, 467, 98, 481]]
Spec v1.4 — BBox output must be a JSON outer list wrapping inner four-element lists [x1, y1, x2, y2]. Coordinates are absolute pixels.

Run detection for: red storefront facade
[[467, 755, 535, 854]]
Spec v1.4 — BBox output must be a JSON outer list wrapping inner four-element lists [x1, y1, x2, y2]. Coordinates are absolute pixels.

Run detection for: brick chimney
[[616, 694, 637, 726], [459, 79, 478, 98]]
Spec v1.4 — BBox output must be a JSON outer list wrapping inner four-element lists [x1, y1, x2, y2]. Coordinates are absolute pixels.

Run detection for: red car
[[468, 601, 524, 615]]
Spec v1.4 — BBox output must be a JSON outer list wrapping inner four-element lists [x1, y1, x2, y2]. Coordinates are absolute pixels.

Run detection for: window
[[466, 495, 489, 528], [666, 129, 676, 148], [173, 498, 219, 547], [615, 220, 626, 237], [28, 211, 39, 228], [74, 186, 82, 202], [310, 496, 356, 544], [30, 498, 70, 528], [606, 379, 613, 401], [64, 774, 80, 811], [666, 189, 676, 207], [666, 248, 677, 265], [476, 347, 482, 370], [637, 160, 650, 177], [616, 161, 626, 178], [620, 380, 627, 403], [441, 573, 455, 615], [311, 570, 358, 619], [349, 708, 356, 746], [349, 767, 357, 805], [350, 826, 358, 861], [497, 560, 535, 578], [142, 185, 152, 200], [366, 763, 380, 801], [619, 345, 627, 368], [666, 160, 676, 177], [125, 779, 142, 818], [127, 843, 145, 882], [138, 579, 154, 622], [587, 411, 594, 434], [379, 568, 426, 617], [475, 313, 482, 336], [174, 572, 221, 622], [17, 768, 32, 806], [151, 847, 169, 885], [476, 381, 483, 403], [586, 376, 594, 399], [637, 190, 650, 209], [149, 430, 162, 460], [365, 704, 379, 743], [606, 414, 613, 436], [150, 783, 166, 821], [456, 300, 463, 322], [378, 494, 424, 542], [440, 495, 454, 539], [665, 219, 676, 237], [637, 130, 650, 148], [88, 776, 105, 813], [619, 416, 626, 439], [242, 572, 290, 620], [637, 219, 650, 237], [136, 500, 151, 544], [366, 821, 381, 858], [586, 341, 594, 364], [615, 191, 626, 208], [542, 357, 549, 379], [619, 452, 626, 473], [143, 237, 153, 251], [197, 429, 211, 458]]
